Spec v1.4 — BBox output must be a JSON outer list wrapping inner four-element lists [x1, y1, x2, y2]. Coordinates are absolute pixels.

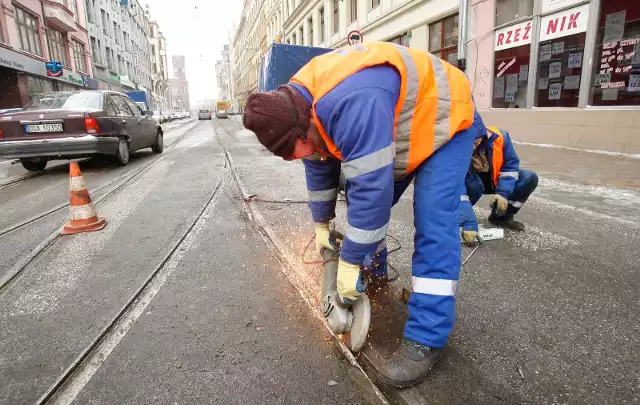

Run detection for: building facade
[[85, 0, 152, 93], [168, 54, 190, 111], [215, 44, 232, 104], [148, 17, 169, 112], [465, 0, 640, 154], [0, 0, 94, 108]]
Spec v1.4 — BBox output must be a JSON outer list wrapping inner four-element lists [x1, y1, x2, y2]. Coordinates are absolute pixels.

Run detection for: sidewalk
[[217, 119, 640, 405]]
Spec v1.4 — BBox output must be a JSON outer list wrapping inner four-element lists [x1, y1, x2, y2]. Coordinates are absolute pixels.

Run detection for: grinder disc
[[345, 294, 371, 352]]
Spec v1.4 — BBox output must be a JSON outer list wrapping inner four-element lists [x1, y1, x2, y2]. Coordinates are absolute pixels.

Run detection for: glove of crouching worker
[[491, 194, 509, 216], [314, 223, 335, 255], [462, 230, 479, 246]]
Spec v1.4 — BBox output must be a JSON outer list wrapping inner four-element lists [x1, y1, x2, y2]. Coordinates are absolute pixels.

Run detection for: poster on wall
[[564, 75, 581, 90], [568, 52, 582, 68], [551, 42, 565, 54], [539, 78, 549, 89], [602, 88, 619, 101], [505, 92, 515, 102], [506, 74, 519, 94], [632, 43, 640, 65], [540, 44, 552, 62], [519, 65, 529, 81], [628, 74, 640, 92], [594, 72, 611, 86], [494, 76, 505, 98], [548, 82, 562, 100], [549, 61, 562, 79], [603, 11, 626, 44]]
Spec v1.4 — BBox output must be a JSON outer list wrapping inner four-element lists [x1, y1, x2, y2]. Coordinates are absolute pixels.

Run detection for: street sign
[[348, 30, 363, 45]]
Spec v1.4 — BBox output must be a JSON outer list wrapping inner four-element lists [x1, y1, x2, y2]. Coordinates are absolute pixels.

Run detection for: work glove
[[491, 194, 509, 216], [337, 259, 367, 304], [314, 223, 334, 255], [461, 230, 478, 246]]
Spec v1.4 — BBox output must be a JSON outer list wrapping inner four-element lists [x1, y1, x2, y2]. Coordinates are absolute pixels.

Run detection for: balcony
[[43, 0, 76, 32]]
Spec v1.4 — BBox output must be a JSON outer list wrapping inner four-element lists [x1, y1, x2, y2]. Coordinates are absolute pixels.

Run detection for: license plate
[[25, 123, 63, 133]]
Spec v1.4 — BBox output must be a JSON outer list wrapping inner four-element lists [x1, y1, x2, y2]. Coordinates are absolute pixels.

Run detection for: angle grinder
[[319, 229, 371, 352]]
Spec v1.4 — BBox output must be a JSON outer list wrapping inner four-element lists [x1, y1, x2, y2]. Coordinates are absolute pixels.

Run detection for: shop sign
[[495, 20, 532, 51], [55, 71, 88, 87], [0, 47, 47, 76], [541, 0, 583, 14], [120, 75, 136, 88], [540, 4, 590, 42]]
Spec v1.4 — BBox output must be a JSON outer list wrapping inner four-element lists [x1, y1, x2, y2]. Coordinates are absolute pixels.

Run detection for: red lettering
[[514, 28, 521, 42], [568, 12, 580, 30], [497, 33, 504, 46], [524, 23, 531, 40], [547, 19, 558, 35], [560, 15, 567, 31], [506, 30, 513, 44]]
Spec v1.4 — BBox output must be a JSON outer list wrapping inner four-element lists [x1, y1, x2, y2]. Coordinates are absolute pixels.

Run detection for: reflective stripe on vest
[[290, 42, 475, 180], [487, 126, 505, 188]]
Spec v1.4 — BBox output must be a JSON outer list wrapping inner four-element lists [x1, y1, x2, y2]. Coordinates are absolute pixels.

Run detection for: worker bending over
[[243, 42, 486, 388], [460, 126, 539, 245]]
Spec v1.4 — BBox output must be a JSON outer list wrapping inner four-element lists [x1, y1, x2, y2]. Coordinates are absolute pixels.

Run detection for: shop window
[[496, 0, 533, 27], [47, 29, 69, 67], [535, 4, 589, 107], [590, 0, 640, 106], [387, 32, 410, 47], [16, 7, 42, 56], [27, 76, 55, 101], [333, 0, 339, 34], [429, 14, 458, 64]]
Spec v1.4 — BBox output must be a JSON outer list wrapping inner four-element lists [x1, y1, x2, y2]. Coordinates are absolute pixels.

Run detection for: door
[[110, 94, 143, 150], [123, 96, 156, 146]]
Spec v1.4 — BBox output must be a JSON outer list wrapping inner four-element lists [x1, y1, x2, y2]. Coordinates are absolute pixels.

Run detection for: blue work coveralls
[[291, 65, 486, 348]]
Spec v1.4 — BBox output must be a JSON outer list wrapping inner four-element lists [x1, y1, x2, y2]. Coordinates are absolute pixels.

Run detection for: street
[[1, 116, 638, 405]]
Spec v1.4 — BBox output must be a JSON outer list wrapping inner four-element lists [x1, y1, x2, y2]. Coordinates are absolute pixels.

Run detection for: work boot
[[489, 215, 525, 231], [378, 339, 444, 388]]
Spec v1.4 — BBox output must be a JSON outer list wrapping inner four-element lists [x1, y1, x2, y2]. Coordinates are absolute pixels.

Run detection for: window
[[90, 37, 99, 63], [429, 14, 458, 64], [589, 0, 640, 106], [299, 26, 303, 45], [308, 17, 313, 46], [319, 7, 325, 43], [0, 19, 4, 43], [350, 0, 357, 23], [124, 97, 142, 116], [535, 33, 585, 107], [16, 7, 42, 56], [110, 94, 133, 116], [101, 10, 109, 36], [26, 76, 55, 101], [292, 33, 297, 44], [105, 97, 118, 116], [71, 0, 79, 23], [87, 0, 94, 23], [113, 22, 118, 43], [105, 46, 113, 70], [47, 29, 69, 67], [387, 32, 410, 47], [72, 39, 86, 72], [333, 0, 339, 34], [371, 0, 380, 9], [493, 35, 531, 108], [496, 0, 533, 27]]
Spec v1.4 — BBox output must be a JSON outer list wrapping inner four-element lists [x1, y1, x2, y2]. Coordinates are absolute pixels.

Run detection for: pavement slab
[[217, 118, 640, 405]]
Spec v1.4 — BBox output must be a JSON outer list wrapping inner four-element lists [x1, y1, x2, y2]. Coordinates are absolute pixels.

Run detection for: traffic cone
[[62, 162, 106, 235]]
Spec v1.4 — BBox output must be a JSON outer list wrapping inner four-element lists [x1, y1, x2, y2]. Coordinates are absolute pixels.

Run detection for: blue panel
[[258, 44, 333, 92]]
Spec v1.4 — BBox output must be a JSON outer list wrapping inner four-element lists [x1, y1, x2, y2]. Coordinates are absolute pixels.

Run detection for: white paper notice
[[603, 11, 626, 44], [632, 43, 640, 65], [540, 44, 552, 62], [494, 76, 505, 98], [602, 88, 619, 101], [549, 61, 562, 79], [564, 75, 580, 90], [568, 52, 582, 68], [628, 74, 640, 92], [506, 74, 519, 94], [548, 82, 562, 100], [519, 64, 529, 82], [538, 78, 549, 89], [551, 42, 565, 54], [594, 72, 611, 86], [505, 92, 515, 102]]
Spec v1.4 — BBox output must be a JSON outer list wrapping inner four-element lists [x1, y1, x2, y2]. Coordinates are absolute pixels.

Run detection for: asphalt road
[[0, 119, 367, 405], [216, 116, 640, 405]]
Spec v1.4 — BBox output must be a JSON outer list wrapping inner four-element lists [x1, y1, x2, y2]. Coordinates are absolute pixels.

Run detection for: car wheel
[[151, 131, 164, 154], [114, 137, 130, 166], [20, 159, 47, 172]]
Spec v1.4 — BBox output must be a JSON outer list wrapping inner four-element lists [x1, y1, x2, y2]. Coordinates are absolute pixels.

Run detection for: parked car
[[198, 109, 212, 120], [0, 90, 163, 171], [152, 110, 163, 123], [171, 111, 181, 120], [161, 112, 172, 123]]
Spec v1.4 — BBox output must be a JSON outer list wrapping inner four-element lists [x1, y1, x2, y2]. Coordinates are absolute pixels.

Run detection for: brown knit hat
[[243, 85, 311, 158]]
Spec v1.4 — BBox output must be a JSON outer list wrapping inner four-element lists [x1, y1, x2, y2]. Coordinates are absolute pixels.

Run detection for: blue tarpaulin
[[258, 44, 333, 92]]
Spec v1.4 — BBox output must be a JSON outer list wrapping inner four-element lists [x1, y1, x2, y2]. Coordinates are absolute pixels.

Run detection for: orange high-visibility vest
[[290, 42, 475, 179], [486, 126, 505, 187]]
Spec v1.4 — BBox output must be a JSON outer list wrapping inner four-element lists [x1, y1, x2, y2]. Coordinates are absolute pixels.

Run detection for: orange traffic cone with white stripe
[[62, 162, 106, 235]]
